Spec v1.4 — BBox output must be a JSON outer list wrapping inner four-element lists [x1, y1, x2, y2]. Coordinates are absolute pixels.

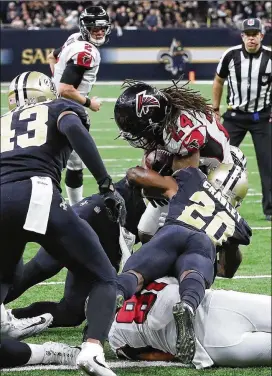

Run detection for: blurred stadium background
[[1, 2, 271, 376]]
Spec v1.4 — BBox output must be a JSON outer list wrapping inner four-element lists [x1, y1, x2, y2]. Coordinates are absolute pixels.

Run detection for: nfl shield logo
[[248, 19, 255, 26]]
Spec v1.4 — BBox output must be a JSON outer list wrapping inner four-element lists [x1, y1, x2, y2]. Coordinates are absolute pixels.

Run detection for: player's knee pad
[[65, 169, 83, 188], [174, 252, 215, 288]]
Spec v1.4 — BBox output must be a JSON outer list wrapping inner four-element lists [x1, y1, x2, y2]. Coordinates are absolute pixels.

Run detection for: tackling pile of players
[[0, 6, 270, 376]]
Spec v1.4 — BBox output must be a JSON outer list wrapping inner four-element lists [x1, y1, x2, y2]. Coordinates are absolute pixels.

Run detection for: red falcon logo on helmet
[[136, 90, 160, 118]]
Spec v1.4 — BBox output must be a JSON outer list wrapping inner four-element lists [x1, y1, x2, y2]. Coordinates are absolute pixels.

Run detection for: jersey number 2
[[178, 191, 235, 245], [1, 105, 49, 152]]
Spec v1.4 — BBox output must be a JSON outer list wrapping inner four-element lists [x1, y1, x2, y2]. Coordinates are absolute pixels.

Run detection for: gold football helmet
[[8, 71, 58, 110], [208, 163, 248, 208]]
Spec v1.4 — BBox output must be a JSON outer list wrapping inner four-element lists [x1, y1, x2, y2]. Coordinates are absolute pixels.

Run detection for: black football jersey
[[165, 167, 252, 247], [0, 98, 89, 189]]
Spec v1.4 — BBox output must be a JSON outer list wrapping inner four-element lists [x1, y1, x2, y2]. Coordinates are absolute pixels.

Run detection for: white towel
[[23, 176, 53, 235], [119, 225, 136, 272]]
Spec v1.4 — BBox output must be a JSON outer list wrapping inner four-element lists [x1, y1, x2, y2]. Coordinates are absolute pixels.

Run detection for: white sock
[[65, 185, 83, 206], [26, 344, 45, 365], [0, 304, 8, 323]]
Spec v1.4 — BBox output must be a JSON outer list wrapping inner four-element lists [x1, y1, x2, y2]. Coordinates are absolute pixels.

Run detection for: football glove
[[141, 188, 169, 208], [99, 176, 127, 226]]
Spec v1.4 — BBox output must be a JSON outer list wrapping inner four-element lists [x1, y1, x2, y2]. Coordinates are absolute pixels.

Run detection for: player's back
[[0, 98, 89, 189], [166, 167, 251, 246], [53, 32, 101, 96]]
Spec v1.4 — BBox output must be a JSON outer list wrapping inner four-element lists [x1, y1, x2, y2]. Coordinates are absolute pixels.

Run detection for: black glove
[[99, 176, 127, 226]]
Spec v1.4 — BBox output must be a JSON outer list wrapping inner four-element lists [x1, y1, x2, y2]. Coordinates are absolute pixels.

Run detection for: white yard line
[[3, 360, 191, 372]]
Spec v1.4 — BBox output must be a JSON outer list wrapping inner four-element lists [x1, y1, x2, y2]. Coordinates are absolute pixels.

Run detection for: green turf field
[[0, 83, 271, 376]]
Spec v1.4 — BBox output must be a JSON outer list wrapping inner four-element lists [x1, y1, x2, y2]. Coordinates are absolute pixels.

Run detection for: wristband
[[83, 97, 91, 108]]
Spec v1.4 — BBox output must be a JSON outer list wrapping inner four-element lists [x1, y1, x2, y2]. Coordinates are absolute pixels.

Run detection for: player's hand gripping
[[99, 176, 127, 226], [90, 96, 102, 112]]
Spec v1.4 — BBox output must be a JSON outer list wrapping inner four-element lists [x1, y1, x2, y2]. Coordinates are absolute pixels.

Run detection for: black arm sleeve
[[58, 113, 110, 184], [60, 60, 90, 89], [53, 47, 62, 59]]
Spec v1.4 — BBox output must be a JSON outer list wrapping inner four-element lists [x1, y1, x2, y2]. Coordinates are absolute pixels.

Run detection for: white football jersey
[[109, 278, 271, 369], [53, 32, 101, 96], [163, 110, 233, 164]]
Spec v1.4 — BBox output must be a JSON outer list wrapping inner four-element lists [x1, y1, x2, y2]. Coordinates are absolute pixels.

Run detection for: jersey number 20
[[178, 191, 235, 245], [1, 105, 48, 152]]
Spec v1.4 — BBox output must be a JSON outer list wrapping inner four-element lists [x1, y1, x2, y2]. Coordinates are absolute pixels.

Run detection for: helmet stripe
[[14, 74, 20, 105], [23, 71, 31, 103], [17, 71, 29, 106], [222, 165, 241, 195]]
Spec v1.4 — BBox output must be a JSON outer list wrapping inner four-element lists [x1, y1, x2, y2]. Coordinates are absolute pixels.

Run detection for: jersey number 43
[[1, 105, 49, 152]]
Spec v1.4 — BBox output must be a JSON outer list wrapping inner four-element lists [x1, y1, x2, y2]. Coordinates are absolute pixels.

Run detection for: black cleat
[[173, 301, 196, 364]]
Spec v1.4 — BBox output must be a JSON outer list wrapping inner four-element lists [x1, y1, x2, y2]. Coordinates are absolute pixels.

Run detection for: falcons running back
[[109, 277, 271, 369], [49, 6, 111, 205], [1, 71, 125, 376]]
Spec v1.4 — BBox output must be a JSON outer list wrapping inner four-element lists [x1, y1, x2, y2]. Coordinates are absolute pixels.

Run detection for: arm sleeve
[[60, 60, 90, 89], [58, 113, 109, 184], [216, 50, 233, 79], [53, 47, 62, 59]]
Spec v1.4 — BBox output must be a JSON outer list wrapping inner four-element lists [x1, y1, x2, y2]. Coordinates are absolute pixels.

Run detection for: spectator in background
[[145, 8, 160, 31], [114, 5, 130, 28], [65, 10, 78, 29], [10, 16, 24, 28], [185, 13, 199, 28]]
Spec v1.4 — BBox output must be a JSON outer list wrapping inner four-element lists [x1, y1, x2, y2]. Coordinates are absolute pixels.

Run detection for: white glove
[[158, 211, 168, 228]]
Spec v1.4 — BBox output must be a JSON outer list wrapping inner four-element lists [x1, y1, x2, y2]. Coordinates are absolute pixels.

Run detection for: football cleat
[[1, 310, 53, 340], [42, 342, 81, 365], [173, 301, 196, 364], [76, 342, 116, 376]]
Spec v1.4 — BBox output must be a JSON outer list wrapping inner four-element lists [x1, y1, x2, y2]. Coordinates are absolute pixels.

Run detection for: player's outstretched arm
[[126, 166, 178, 199]]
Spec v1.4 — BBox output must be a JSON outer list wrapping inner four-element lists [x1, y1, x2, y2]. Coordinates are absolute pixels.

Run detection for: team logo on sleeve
[[136, 90, 160, 117]]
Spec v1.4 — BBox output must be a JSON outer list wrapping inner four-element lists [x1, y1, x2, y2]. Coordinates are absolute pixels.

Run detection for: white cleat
[[1, 310, 53, 340], [42, 342, 81, 365], [76, 342, 116, 376]]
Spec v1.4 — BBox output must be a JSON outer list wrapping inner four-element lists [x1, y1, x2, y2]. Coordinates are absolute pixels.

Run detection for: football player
[[116, 150, 251, 364], [1, 71, 126, 376], [48, 6, 111, 205], [5, 177, 146, 329], [109, 277, 271, 368]]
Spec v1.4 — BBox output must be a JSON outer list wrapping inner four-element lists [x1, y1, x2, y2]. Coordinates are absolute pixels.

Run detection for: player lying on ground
[[116, 149, 252, 364], [48, 6, 111, 205], [109, 277, 271, 368], [1, 71, 126, 376], [5, 177, 146, 327]]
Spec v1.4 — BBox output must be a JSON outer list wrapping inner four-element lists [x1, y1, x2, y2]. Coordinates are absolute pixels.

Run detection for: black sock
[[0, 339, 31, 367], [179, 272, 206, 313], [12, 301, 58, 321], [117, 272, 139, 300], [86, 282, 116, 343]]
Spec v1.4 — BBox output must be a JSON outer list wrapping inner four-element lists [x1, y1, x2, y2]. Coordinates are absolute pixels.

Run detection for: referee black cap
[[242, 18, 262, 32]]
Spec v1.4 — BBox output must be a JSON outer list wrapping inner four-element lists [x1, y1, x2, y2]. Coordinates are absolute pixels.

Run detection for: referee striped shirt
[[216, 43, 271, 113]]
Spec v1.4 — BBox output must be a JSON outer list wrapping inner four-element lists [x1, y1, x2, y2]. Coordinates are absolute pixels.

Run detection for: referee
[[212, 18, 272, 221]]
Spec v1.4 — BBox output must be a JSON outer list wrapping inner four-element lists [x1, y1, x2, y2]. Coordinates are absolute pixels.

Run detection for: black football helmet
[[114, 82, 170, 150], [79, 6, 111, 46]]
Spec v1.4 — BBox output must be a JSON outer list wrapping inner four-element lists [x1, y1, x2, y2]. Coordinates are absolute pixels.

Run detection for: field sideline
[[0, 82, 271, 376]]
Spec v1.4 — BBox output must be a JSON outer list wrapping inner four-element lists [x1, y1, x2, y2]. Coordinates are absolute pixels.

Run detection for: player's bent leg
[[0, 339, 32, 368], [210, 332, 271, 367], [65, 168, 84, 206], [5, 247, 63, 304]]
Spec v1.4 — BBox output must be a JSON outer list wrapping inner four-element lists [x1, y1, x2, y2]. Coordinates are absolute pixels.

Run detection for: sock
[[117, 272, 139, 301], [27, 344, 45, 365], [12, 301, 58, 320], [0, 339, 32, 367], [65, 185, 83, 206], [179, 272, 206, 313]]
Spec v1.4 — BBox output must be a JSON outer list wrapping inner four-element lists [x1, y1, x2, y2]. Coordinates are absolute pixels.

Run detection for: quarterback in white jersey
[[109, 277, 271, 369], [48, 6, 111, 205]]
